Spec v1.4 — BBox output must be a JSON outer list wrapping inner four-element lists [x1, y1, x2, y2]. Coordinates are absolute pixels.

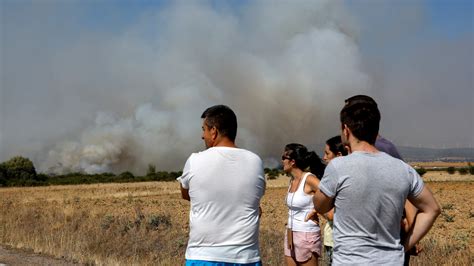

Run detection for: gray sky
[[1, 0, 473, 173]]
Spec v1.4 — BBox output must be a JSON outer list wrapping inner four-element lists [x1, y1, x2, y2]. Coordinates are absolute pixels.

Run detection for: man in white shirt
[[177, 105, 266, 266]]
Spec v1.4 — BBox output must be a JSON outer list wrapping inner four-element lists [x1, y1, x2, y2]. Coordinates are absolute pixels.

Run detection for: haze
[[1, 0, 472, 174]]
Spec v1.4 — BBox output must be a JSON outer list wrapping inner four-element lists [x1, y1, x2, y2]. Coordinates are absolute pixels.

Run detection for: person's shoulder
[[188, 149, 212, 161], [238, 148, 263, 163], [329, 155, 346, 165]]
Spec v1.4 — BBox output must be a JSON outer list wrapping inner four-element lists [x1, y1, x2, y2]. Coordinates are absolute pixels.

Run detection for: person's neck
[[290, 168, 305, 181], [212, 137, 237, 148], [349, 138, 378, 153]]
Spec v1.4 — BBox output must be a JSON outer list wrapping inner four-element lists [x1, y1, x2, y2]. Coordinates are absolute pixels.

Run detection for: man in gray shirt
[[314, 99, 440, 265]]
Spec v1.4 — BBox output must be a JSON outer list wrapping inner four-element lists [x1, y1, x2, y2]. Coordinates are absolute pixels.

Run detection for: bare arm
[[325, 208, 334, 221], [305, 174, 335, 221], [180, 183, 190, 201], [404, 186, 441, 250], [313, 189, 334, 214], [404, 200, 418, 231]]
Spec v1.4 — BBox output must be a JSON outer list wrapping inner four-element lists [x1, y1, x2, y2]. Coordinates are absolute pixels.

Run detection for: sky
[[0, 0, 473, 174]]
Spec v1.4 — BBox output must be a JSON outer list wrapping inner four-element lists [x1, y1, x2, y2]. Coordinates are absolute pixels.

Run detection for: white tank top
[[286, 172, 320, 232]]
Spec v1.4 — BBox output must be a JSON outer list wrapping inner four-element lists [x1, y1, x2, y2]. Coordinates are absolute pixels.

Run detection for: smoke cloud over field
[[1, 0, 472, 174]]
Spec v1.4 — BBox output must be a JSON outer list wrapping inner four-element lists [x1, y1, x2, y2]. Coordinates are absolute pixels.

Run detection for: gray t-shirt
[[319, 151, 424, 265]]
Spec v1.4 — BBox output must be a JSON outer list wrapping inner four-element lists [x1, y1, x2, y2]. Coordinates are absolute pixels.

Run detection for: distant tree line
[[446, 164, 474, 175], [3, 156, 470, 187], [415, 164, 474, 176], [0, 156, 182, 187]]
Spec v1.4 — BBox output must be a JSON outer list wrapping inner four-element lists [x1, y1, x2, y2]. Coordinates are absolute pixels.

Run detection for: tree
[[147, 164, 156, 177], [1, 156, 37, 182], [0, 164, 7, 186], [119, 171, 135, 179]]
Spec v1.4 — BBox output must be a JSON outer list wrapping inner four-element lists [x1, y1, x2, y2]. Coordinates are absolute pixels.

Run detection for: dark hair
[[284, 143, 326, 179], [326, 135, 348, 156], [344, 95, 378, 108], [340, 101, 380, 145], [201, 105, 238, 141]]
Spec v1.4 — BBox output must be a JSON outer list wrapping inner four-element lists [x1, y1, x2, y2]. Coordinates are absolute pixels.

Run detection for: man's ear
[[343, 124, 350, 140], [210, 126, 218, 140]]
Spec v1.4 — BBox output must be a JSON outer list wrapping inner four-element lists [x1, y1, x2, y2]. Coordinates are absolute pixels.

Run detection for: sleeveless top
[[286, 172, 320, 232]]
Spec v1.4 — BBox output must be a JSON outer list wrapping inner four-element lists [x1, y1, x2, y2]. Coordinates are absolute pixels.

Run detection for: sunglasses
[[281, 156, 291, 161]]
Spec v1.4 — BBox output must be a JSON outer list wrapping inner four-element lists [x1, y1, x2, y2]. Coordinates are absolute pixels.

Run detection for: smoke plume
[[8, 1, 469, 174]]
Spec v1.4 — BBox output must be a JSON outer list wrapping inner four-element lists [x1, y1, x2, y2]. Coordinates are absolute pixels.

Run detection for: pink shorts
[[284, 230, 322, 262]]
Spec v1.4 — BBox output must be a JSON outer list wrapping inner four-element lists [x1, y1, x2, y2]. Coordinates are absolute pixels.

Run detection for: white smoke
[[3, 0, 372, 174]]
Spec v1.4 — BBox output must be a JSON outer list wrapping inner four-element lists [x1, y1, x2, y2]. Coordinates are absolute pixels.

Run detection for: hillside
[[398, 147, 474, 162]]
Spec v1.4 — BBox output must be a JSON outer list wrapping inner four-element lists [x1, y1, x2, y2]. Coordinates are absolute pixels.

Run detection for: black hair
[[326, 135, 348, 156], [340, 102, 380, 145], [201, 105, 238, 141], [344, 94, 378, 108], [284, 143, 326, 179]]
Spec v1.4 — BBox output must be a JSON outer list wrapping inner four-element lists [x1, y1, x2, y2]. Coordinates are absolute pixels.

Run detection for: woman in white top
[[282, 143, 326, 266]]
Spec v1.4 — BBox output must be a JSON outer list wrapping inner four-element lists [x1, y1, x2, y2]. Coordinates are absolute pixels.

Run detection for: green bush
[[264, 168, 281, 180], [119, 171, 135, 179], [416, 167, 427, 177], [458, 168, 468, 175], [447, 167, 456, 175], [0, 164, 6, 186], [468, 163, 474, 175]]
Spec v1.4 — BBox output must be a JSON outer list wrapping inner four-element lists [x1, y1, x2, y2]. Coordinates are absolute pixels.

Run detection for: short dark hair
[[284, 143, 326, 179], [201, 105, 238, 141], [326, 135, 348, 156], [344, 95, 378, 108], [340, 102, 380, 145]]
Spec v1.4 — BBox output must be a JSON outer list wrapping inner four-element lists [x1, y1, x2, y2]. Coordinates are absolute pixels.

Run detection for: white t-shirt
[[177, 147, 266, 263]]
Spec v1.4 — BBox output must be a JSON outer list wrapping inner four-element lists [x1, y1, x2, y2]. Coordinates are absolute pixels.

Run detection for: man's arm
[[180, 183, 190, 201], [313, 189, 334, 214], [404, 186, 441, 250], [404, 200, 418, 232]]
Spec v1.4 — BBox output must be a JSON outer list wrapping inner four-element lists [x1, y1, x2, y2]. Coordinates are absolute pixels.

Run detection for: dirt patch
[[0, 245, 79, 265]]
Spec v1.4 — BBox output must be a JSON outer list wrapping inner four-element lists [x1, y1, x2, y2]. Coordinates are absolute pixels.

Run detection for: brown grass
[[409, 161, 473, 168], [0, 175, 473, 265]]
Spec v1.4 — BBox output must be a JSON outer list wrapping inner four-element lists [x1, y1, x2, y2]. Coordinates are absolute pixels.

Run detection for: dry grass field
[[1, 173, 473, 265], [410, 161, 472, 168]]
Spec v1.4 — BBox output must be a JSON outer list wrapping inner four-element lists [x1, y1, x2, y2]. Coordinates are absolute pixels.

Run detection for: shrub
[[416, 167, 427, 177], [468, 163, 474, 175], [442, 212, 455, 223], [458, 168, 468, 175], [442, 203, 454, 210], [119, 171, 135, 179], [0, 164, 6, 186], [447, 167, 455, 174], [147, 214, 172, 230], [264, 168, 281, 180]]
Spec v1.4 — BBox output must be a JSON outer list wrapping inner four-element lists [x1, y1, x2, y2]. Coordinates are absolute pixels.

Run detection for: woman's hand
[[305, 209, 319, 225]]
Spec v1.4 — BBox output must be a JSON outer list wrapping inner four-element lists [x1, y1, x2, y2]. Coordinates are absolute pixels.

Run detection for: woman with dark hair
[[282, 143, 326, 266], [323, 136, 349, 162], [321, 136, 348, 265]]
